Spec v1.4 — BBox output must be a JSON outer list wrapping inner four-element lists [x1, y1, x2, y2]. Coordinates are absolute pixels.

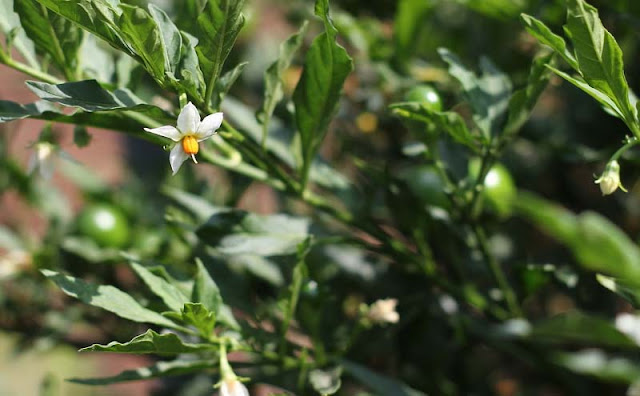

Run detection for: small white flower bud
[[366, 298, 400, 324], [595, 160, 626, 195], [28, 142, 56, 179], [219, 378, 249, 396]]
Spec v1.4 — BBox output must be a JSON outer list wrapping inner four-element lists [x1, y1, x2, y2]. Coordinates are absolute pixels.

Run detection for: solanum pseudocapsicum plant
[[3, 0, 640, 394]]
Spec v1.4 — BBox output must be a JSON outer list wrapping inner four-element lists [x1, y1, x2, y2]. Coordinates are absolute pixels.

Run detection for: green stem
[[611, 136, 639, 162], [199, 147, 286, 190], [473, 225, 521, 317], [0, 51, 63, 84]]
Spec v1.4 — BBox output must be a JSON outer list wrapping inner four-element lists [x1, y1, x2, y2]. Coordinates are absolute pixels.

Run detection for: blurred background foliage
[[3, 0, 640, 395]]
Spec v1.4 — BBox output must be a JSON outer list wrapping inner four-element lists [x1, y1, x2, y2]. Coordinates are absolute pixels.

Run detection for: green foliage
[[293, 0, 353, 187], [3, 0, 640, 394]]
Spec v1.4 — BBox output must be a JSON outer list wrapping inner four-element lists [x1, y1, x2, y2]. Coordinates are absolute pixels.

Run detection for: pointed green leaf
[[0, 98, 173, 144], [178, 31, 206, 99], [130, 262, 190, 313], [390, 102, 478, 149], [439, 48, 512, 139], [192, 259, 222, 315], [68, 359, 214, 385], [555, 350, 640, 383], [293, 0, 353, 183], [280, 238, 311, 347], [210, 61, 247, 110], [0, 0, 39, 68], [516, 192, 640, 283], [548, 65, 623, 119], [194, 0, 245, 103], [258, 21, 308, 146], [502, 53, 554, 138], [148, 4, 181, 79], [118, 4, 165, 82], [342, 360, 427, 396], [41, 269, 182, 330], [520, 14, 578, 70], [530, 311, 636, 348], [393, 0, 433, 66], [173, 302, 216, 338], [14, 0, 82, 76], [34, 0, 129, 57], [564, 0, 636, 126], [80, 329, 214, 354], [196, 209, 311, 256]]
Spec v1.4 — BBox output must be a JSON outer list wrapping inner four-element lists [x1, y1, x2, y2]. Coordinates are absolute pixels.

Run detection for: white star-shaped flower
[[144, 102, 223, 174]]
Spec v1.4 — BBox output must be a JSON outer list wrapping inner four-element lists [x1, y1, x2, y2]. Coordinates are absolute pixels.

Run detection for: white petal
[[195, 112, 223, 140], [169, 143, 189, 175], [220, 380, 249, 396], [177, 102, 200, 133], [144, 125, 182, 141]]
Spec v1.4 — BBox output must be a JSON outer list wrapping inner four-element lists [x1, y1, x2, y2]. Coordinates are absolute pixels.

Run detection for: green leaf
[[14, 0, 82, 76], [165, 303, 216, 338], [516, 191, 640, 283], [564, 0, 636, 127], [548, 62, 623, 119], [258, 21, 308, 146], [0, 98, 172, 144], [192, 259, 222, 316], [130, 262, 190, 313], [390, 102, 477, 149], [0, 0, 39, 68], [194, 0, 245, 103], [342, 360, 427, 396], [27, 79, 141, 111], [530, 311, 637, 348], [41, 269, 182, 330], [34, 0, 130, 58], [503, 53, 553, 138], [293, 0, 353, 184], [438, 48, 512, 139], [520, 14, 578, 70], [393, 0, 433, 66], [118, 5, 165, 82], [178, 31, 206, 99], [196, 209, 311, 256], [80, 329, 214, 354], [554, 350, 640, 384], [78, 34, 115, 82], [148, 4, 181, 79], [210, 61, 247, 110], [280, 238, 311, 348], [68, 359, 214, 385]]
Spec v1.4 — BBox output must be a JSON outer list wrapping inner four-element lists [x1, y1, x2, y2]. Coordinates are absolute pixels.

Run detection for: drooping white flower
[[144, 102, 223, 174], [28, 142, 56, 179], [367, 298, 399, 324], [595, 160, 626, 195], [219, 378, 249, 396]]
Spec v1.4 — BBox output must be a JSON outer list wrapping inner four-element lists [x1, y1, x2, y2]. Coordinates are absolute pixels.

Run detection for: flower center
[[182, 135, 199, 155]]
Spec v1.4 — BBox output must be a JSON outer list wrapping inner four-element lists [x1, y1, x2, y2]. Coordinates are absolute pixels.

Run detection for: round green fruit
[[397, 165, 450, 209], [404, 84, 443, 112], [77, 203, 130, 248], [468, 159, 516, 218]]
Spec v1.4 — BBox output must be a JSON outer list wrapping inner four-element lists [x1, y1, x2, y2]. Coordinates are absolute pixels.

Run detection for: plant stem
[[473, 225, 521, 317], [610, 136, 639, 162], [0, 53, 63, 85]]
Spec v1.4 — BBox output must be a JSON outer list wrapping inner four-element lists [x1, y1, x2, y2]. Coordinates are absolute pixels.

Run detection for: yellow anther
[[182, 135, 199, 155]]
